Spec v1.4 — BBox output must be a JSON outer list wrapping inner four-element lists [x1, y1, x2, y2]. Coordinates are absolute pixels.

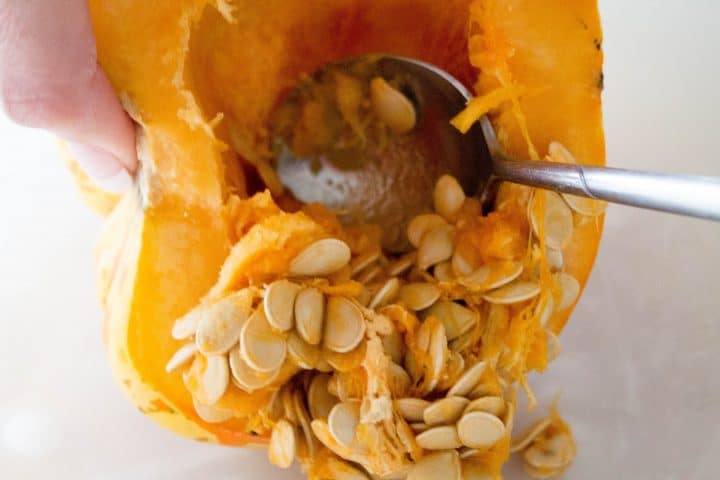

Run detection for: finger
[[0, 0, 137, 178]]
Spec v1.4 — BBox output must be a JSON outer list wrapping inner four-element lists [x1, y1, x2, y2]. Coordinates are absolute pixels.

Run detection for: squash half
[[88, 0, 603, 460]]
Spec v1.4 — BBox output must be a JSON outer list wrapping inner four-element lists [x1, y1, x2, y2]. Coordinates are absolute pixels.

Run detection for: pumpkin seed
[[536, 295, 554, 327], [564, 193, 609, 217], [410, 422, 430, 433], [368, 277, 400, 309], [325, 456, 371, 480], [451, 249, 475, 277], [381, 327, 405, 364], [437, 351, 465, 391], [423, 396, 469, 426], [407, 450, 461, 480], [555, 272, 580, 310], [326, 373, 359, 401], [546, 328, 561, 362], [394, 398, 431, 422], [328, 401, 361, 447], [530, 191, 573, 250], [355, 265, 382, 284], [350, 248, 382, 275], [425, 320, 449, 393], [546, 248, 564, 271], [406, 213, 448, 248], [355, 286, 373, 307], [292, 389, 316, 458], [308, 373, 338, 420], [192, 397, 234, 424], [482, 281, 541, 304], [324, 297, 366, 353], [509, 418, 553, 453], [422, 301, 476, 341], [172, 307, 202, 340], [457, 411, 506, 449], [459, 260, 524, 292], [389, 362, 412, 397], [468, 383, 499, 401], [370, 76, 416, 135], [547, 141, 575, 163], [165, 342, 197, 373], [386, 252, 417, 276], [458, 448, 481, 459], [464, 396, 506, 417], [484, 303, 509, 339], [229, 344, 280, 392], [403, 348, 429, 382], [183, 354, 229, 406], [311, 419, 361, 463], [398, 282, 442, 310], [447, 361, 487, 397], [548, 142, 608, 217], [278, 387, 298, 424], [289, 238, 351, 277], [287, 331, 321, 369], [264, 280, 301, 333], [240, 308, 287, 372], [266, 388, 284, 421], [294, 287, 325, 346], [434, 175, 466, 220], [433, 261, 454, 282], [415, 425, 462, 450], [268, 419, 296, 468], [449, 328, 476, 353], [524, 433, 575, 470], [195, 294, 252, 355], [417, 224, 455, 270]]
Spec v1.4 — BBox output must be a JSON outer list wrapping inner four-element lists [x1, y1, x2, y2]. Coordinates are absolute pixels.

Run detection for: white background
[[1, 1, 719, 478]]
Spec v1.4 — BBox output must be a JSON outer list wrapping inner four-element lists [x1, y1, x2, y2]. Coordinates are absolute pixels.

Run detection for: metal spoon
[[273, 55, 720, 250]]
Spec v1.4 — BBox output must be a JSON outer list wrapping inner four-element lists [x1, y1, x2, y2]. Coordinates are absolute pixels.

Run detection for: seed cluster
[[510, 413, 577, 478], [166, 143, 601, 479]]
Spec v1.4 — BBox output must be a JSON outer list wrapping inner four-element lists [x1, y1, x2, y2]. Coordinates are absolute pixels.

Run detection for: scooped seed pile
[[166, 143, 603, 479]]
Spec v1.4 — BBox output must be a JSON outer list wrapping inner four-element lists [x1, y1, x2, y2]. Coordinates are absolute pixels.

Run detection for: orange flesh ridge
[[89, 0, 604, 447]]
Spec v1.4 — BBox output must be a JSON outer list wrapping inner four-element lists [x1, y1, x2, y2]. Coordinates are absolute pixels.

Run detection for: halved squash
[[87, 0, 604, 476]]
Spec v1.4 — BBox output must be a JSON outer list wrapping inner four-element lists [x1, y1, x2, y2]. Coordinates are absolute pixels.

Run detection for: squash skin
[[88, 0, 604, 445]]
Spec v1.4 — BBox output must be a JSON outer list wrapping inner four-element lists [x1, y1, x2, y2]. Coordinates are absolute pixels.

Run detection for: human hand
[[0, 0, 137, 192]]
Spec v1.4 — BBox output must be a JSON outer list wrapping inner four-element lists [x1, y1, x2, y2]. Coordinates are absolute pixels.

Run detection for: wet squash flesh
[[87, 0, 604, 473]]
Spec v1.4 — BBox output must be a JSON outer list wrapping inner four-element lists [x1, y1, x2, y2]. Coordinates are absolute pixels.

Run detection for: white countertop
[[1, 1, 719, 478]]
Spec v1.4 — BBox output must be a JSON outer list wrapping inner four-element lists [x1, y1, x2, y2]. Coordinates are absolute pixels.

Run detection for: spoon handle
[[493, 159, 720, 221]]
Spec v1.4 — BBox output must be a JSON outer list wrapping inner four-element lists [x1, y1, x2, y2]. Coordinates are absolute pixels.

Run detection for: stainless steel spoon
[[273, 55, 720, 250]]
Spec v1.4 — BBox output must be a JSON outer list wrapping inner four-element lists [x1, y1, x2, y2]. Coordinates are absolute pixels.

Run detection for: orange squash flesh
[[88, 0, 603, 456]]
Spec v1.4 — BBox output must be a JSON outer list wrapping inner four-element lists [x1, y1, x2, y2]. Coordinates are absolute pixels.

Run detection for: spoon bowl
[[272, 54, 720, 247], [271, 55, 488, 250]]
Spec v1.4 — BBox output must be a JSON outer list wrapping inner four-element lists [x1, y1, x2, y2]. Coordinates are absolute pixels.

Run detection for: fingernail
[[93, 167, 133, 194], [67, 143, 134, 193]]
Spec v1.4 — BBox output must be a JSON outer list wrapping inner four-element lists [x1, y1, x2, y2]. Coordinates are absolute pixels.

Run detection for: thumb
[[0, 0, 137, 191], [66, 142, 134, 193]]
